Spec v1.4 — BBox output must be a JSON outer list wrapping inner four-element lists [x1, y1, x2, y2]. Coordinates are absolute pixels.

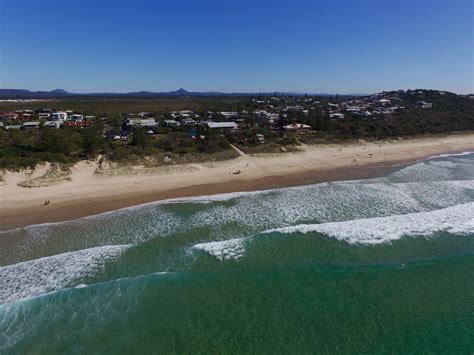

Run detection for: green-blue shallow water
[[1, 152, 473, 353]]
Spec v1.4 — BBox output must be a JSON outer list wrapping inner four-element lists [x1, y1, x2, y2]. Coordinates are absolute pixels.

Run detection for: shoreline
[[1, 133, 473, 230]]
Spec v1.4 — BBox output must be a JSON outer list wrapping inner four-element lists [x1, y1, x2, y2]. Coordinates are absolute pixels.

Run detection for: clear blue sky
[[0, 0, 472, 94]]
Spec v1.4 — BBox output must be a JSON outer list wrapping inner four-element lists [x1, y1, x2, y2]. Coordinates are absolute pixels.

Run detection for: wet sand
[[0, 160, 422, 230]]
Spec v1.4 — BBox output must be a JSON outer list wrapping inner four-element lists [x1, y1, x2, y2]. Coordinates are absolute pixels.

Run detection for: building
[[417, 100, 432, 108], [181, 118, 197, 126], [283, 123, 311, 131], [51, 112, 68, 122], [220, 112, 239, 120], [22, 121, 41, 129], [69, 114, 84, 122], [129, 118, 158, 127], [206, 121, 238, 129], [43, 121, 61, 128], [0, 112, 19, 120], [164, 119, 180, 127]]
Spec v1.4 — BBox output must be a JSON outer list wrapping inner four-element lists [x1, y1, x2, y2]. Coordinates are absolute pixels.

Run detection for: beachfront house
[[51, 111, 68, 122], [346, 106, 361, 113], [37, 112, 51, 119], [181, 118, 197, 126], [69, 114, 84, 122], [283, 123, 311, 131], [205, 121, 238, 130], [164, 119, 180, 127], [220, 112, 239, 120], [43, 121, 61, 128], [0, 112, 19, 120], [128, 118, 158, 128], [329, 113, 345, 119], [21, 121, 41, 130]]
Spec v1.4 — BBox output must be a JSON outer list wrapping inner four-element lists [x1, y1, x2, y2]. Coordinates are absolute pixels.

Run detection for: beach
[[1, 133, 473, 229]]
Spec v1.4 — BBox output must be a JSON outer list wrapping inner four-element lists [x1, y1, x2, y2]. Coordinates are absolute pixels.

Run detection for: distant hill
[[0, 88, 363, 99]]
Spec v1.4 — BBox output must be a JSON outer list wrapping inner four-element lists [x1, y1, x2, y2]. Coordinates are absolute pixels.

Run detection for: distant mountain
[[0, 88, 209, 99], [0, 88, 366, 99], [0, 89, 71, 99]]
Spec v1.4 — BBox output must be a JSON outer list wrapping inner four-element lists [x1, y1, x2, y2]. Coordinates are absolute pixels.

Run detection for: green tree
[[130, 127, 149, 147]]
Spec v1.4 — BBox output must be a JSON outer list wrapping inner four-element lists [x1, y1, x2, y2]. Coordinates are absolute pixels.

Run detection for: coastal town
[[0, 89, 444, 133], [0, 89, 472, 170]]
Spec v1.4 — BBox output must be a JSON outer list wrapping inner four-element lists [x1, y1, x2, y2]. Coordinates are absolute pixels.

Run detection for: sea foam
[[264, 202, 474, 245], [192, 238, 246, 261], [0, 244, 130, 305]]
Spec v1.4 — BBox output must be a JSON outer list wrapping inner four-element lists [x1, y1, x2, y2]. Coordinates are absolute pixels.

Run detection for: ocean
[[1, 152, 473, 353]]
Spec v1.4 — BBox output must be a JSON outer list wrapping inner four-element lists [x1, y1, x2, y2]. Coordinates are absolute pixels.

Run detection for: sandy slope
[[0, 134, 473, 226]]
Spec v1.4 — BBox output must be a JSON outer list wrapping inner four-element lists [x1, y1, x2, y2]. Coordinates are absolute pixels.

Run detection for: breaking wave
[[0, 244, 130, 305], [192, 238, 246, 261], [265, 202, 474, 245]]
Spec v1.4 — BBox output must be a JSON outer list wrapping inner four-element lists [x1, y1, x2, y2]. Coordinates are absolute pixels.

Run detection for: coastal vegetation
[[0, 90, 472, 170]]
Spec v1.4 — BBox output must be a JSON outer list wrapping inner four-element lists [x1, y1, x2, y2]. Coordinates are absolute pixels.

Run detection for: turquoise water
[[1, 152, 474, 353]]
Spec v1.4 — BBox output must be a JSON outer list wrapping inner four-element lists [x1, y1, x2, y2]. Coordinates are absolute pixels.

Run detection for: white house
[[283, 123, 311, 131], [129, 118, 158, 127], [22, 121, 41, 129], [206, 122, 238, 129], [329, 113, 345, 119], [51, 111, 68, 122]]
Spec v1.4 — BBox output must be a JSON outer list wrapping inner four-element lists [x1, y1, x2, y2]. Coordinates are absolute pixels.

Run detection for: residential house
[[205, 121, 238, 129]]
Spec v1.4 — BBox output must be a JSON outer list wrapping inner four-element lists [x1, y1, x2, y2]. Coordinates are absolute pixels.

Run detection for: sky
[[0, 0, 472, 94]]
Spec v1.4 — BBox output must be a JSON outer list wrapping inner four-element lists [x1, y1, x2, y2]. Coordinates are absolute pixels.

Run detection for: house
[[346, 106, 361, 113], [267, 113, 279, 124], [329, 113, 345, 119], [0, 112, 19, 120], [220, 112, 239, 120], [38, 112, 51, 119], [205, 121, 238, 129], [138, 112, 152, 118], [327, 103, 338, 109], [43, 121, 61, 128], [283, 123, 311, 131], [128, 118, 158, 127], [51, 111, 68, 122], [164, 119, 180, 127], [181, 118, 197, 126], [5, 124, 21, 130], [417, 100, 432, 108], [179, 110, 197, 117], [21, 121, 41, 129], [69, 114, 84, 122], [354, 111, 372, 118]]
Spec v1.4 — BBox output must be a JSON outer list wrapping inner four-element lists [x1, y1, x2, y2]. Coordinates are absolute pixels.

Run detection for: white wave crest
[[192, 238, 246, 261], [264, 202, 474, 245], [426, 151, 474, 159], [0, 244, 130, 305]]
